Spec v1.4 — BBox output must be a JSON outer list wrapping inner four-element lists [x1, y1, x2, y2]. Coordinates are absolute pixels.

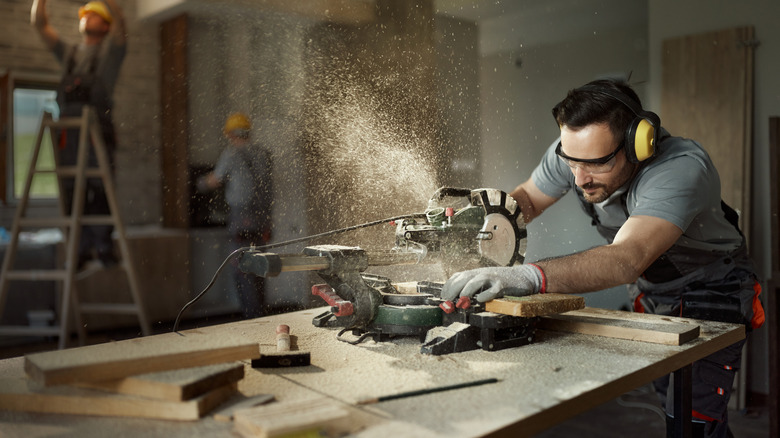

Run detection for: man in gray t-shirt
[[32, 0, 127, 268], [198, 113, 273, 319], [441, 79, 764, 438]]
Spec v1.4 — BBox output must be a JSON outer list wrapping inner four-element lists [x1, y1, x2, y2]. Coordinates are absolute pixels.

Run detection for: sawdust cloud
[[300, 32, 442, 251], [305, 82, 439, 240]]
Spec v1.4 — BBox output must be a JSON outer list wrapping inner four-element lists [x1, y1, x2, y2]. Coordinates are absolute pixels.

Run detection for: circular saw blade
[[478, 212, 518, 266], [471, 188, 526, 266]]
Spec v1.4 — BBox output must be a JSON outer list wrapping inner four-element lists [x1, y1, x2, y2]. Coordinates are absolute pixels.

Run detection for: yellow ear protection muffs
[[577, 84, 661, 163]]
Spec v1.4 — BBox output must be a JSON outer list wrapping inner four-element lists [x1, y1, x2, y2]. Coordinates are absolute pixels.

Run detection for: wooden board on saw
[[484, 293, 585, 317], [76, 362, 245, 401], [538, 307, 701, 345], [0, 377, 238, 421], [25, 329, 260, 386]]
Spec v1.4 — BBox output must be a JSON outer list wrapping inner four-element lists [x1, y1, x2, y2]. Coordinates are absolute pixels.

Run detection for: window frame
[[1, 70, 61, 206]]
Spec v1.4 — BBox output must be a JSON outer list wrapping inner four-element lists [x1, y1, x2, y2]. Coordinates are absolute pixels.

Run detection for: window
[[12, 87, 59, 200], [1, 72, 61, 203]]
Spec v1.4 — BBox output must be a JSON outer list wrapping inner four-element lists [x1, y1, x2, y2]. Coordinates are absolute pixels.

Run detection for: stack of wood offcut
[[0, 329, 261, 421]]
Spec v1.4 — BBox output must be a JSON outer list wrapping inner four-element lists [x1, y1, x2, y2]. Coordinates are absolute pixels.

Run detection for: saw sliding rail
[[239, 247, 428, 278]]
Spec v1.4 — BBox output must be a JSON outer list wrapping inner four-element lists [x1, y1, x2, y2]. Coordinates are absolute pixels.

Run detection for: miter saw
[[238, 187, 537, 355]]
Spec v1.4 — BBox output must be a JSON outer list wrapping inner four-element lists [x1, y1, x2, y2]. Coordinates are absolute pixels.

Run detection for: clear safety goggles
[[555, 140, 623, 174]]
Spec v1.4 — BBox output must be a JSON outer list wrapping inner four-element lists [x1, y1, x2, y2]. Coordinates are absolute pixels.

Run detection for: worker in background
[[441, 79, 764, 438], [197, 113, 274, 319], [31, 0, 127, 269]]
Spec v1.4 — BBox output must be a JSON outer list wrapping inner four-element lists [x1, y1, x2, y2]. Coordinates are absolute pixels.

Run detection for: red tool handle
[[311, 284, 354, 317], [456, 296, 472, 309], [439, 300, 456, 314]]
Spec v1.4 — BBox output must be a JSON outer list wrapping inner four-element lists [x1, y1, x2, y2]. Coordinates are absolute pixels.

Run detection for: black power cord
[[172, 213, 425, 332]]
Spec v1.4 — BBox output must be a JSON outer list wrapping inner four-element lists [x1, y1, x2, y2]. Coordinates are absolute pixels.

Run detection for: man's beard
[[579, 162, 636, 204], [580, 182, 610, 203]]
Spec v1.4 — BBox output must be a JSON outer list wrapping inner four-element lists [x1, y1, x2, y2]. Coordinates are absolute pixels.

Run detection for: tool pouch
[[633, 250, 761, 330], [59, 73, 95, 104], [680, 283, 744, 325]]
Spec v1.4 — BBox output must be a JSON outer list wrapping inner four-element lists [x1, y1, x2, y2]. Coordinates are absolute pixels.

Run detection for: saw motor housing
[[394, 187, 526, 273]]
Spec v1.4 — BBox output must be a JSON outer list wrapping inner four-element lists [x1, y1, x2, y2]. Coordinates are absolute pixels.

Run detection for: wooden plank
[[76, 362, 244, 401], [0, 378, 237, 421], [160, 14, 190, 228], [233, 398, 351, 438], [24, 330, 260, 386], [484, 293, 585, 317], [539, 308, 700, 345], [563, 307, 699, 326], [212, 394, 276, 422]]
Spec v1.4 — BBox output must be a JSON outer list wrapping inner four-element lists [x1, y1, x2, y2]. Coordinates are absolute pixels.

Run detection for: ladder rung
[[0, 325, 61, 337], [4, 270, 68, 281], [54, 167, 105, 177], [79, 303, 142, 315], [19, 216, 116, 227]]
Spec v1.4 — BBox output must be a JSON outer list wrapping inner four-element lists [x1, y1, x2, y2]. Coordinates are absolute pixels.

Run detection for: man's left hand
[[440, 265, 544, 303]]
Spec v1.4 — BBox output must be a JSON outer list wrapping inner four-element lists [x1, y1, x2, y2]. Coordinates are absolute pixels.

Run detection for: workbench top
[[0, 307, 745, 438]]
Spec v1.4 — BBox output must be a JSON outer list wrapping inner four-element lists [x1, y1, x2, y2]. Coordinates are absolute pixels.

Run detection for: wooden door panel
[[661, 26, 754, 240]]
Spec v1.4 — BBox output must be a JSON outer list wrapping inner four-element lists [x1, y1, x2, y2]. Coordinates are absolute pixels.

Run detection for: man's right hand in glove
[[440, 264, 546, 303]]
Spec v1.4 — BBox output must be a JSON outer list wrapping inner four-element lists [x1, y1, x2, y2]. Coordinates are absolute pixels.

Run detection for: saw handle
[[439, 296, 472, 314], [312, 284, 354, 317]]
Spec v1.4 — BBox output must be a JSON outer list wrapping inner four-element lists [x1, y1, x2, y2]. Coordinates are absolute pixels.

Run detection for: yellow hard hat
[[224, 113, 251, 135], [79, 2, 113, 25]]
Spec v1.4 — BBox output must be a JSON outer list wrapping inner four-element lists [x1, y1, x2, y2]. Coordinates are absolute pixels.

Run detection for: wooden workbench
[[0, 307, 744, 437]]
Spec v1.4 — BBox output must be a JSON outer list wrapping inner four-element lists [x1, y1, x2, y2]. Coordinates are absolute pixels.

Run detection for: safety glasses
[[555, 141, 623, 174]]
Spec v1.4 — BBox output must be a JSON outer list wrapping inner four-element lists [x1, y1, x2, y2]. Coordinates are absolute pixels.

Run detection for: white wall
[[648, 0, 780, 397]]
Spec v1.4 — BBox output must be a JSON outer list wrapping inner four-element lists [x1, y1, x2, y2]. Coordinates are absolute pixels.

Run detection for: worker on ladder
[[31, 0, 127, 269]]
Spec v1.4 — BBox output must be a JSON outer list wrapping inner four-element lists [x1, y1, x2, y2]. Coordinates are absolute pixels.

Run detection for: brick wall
[[0, 0, 162, 226]]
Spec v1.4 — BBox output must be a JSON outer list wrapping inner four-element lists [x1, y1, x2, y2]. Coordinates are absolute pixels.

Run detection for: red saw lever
[[312, 284, 354, 317]]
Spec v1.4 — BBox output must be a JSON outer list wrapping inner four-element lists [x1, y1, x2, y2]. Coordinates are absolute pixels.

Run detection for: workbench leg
[[673, 364, 692, 438]]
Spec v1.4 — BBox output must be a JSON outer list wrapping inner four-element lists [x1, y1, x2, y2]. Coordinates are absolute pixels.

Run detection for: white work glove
[[441, 265, 545, 303]]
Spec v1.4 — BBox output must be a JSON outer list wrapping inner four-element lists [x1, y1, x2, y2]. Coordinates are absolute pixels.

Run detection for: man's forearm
[[31, 0, 58, 49], [104, 0, 127, 44], [534, 244, 643, 294], [31, 0, 46, 27]]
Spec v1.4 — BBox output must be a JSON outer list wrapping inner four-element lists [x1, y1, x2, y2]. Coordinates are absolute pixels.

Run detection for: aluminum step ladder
[[0, 106, 151, 349]]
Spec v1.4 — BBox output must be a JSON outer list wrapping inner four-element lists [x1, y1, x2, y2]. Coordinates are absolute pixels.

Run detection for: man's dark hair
[[552, 79, 641, 145]]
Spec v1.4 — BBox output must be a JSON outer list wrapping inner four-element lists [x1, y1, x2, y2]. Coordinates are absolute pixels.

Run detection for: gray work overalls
[[578, 192, 764, 438], [56, 43, 117, 260]]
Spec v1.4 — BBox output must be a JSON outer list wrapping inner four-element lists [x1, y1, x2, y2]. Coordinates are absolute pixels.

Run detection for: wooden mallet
[[251, 324, 311, 368]]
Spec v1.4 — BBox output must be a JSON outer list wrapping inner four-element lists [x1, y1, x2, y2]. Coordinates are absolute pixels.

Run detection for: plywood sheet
[[25, 329, 260, 386], [484, 293, 585, 317], [77, 362, 244, 401], [539, 307, 701, 345], [662, 26, 754, 238], [0, 378, 237, 421]]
